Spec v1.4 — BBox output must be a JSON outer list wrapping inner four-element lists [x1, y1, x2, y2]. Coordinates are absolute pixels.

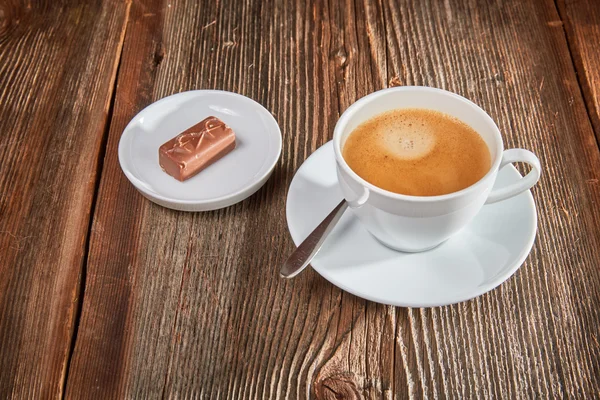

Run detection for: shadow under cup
[[333, 87, 505, 252]]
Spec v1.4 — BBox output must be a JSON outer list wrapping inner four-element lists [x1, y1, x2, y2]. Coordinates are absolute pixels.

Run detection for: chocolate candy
[[159, 116, 236, 181]]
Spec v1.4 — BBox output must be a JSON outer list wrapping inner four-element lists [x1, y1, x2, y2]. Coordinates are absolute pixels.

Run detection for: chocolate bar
[[159, 116, 236, 181]]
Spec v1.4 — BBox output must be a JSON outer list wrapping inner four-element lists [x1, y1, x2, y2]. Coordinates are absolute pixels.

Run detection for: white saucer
[[118, 90, 282, 211], [286, 142, 537, 307]]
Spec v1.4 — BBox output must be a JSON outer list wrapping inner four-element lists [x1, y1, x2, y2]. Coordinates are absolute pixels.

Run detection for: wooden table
[[1, 0, 599, 398]]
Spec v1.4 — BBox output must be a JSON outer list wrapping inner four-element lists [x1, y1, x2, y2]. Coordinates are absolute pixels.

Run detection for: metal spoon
[[280, 200, 348, 278]]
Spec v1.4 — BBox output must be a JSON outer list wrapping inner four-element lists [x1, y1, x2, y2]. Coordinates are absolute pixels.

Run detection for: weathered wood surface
[[0, 0, 598, 398], [558, 0, 600, 142], [0, 0, 130, 398], [65, 0, 600, 398]]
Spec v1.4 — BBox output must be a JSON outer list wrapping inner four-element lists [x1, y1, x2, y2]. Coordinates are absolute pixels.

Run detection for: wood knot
[[315, 372, 362, 400], [389, 76, 402, 87], [153, 43, 165, 66], [0, 6, 6, 30], [0, 2, 19, 42], [333, 48, 348, 69]]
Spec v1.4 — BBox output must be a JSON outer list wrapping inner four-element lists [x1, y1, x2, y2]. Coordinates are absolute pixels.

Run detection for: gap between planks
[[59, 5, 132, 399], [553, 0, 600, 149]]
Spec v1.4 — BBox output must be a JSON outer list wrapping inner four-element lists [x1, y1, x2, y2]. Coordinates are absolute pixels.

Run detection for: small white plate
[[118, 90, 282, 211], [286, 142, 537, 307]]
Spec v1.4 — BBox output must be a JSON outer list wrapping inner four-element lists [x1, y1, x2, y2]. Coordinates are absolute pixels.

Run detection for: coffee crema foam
[[342, 108, 491, 196]]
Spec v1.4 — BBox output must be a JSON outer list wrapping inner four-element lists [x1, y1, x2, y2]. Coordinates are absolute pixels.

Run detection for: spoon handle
[[280, 200, 348, 278]]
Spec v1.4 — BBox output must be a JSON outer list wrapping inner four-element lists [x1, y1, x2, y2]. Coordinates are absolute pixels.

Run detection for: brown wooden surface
[[1, 0, 599, 398], [0, 0, 129, 397], [558, 0, 600, 141]]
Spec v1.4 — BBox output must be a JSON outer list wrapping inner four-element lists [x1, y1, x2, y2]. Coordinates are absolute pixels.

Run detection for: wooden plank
[[557, 0, 600, 142], [0, 0, 130, 398], [382, 0, 600, 397], [66, 0, 600, 398]]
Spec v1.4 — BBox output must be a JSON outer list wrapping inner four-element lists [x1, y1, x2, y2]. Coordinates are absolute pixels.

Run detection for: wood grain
[[557, 0, 600, 142], [65, 0, 600, 398], [0, 0, 129, 398]]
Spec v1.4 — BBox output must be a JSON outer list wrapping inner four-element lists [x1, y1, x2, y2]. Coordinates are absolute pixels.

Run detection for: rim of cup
[[332, 86, 505, 203]]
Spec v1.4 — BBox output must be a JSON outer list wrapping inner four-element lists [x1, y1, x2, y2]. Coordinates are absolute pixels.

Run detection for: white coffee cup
[[333, 86, 541, 252]]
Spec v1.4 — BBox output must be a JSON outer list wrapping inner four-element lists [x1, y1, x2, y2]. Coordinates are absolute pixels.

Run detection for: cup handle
[[347, 186, 370, 208], [485, 149, 541, 204]]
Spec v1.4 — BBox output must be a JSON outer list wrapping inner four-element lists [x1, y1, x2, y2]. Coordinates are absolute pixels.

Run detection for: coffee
[[342, 108, 491, 196]]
